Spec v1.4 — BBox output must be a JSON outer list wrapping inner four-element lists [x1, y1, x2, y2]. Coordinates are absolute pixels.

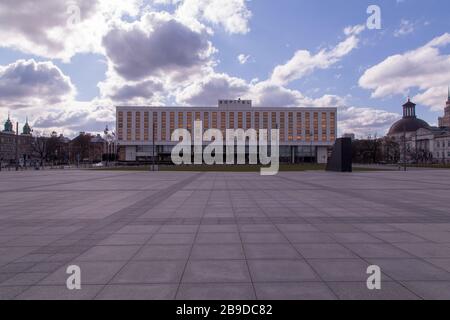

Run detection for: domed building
[[388, 99, 430, 137], [22, 118, 32, 135], [3, 113, 14, 134]]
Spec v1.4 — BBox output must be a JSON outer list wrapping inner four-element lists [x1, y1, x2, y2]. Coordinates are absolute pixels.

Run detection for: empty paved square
[[1, 169, 450, 300]]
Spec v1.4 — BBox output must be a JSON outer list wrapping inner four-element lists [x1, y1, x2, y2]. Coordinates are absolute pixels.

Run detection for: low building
[[116, 100, 338, 164], [387, 98, 431, 162], [68, 132, 106, 164], [388, 93, 450, 164], [0, 115, 35, 167]]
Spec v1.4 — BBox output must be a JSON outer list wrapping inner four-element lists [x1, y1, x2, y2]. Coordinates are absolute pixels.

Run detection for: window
[[161, 112, 167, 141], [263, 112, 268, 129], [178, 112, 184, 129], [144, 112, 149, 141], [152, 112, 158, 141], [212, 112, 218, 129], [238, 112, 243, 129], [321, 112, 327, 141], [271, 112, 277, 129], [170, 112, 175, 138], [126, 111, 132, 141], [313, 112, 319, 141], [187, 112, 193, 133], [288, 112, 294, 141], [330, 112, 336, 141], [135, 112, 141, 141], [279, 112, 285, 141], [229, 112, 235, 129], [220, 112, 226, 136], [118, 111, 124, 140], [305, 112, 311, 142], [204, 112, 209, 129]]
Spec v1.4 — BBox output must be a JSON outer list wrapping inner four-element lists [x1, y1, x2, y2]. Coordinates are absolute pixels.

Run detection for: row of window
[[436, 151, 450, 158], [117, 110, 337, 143], [436, 140, 450, 148]]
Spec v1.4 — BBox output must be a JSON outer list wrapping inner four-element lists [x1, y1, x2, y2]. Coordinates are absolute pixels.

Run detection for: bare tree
[[31, 135, 49, 168]]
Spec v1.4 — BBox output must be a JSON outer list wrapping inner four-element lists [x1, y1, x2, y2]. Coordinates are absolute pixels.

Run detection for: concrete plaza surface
[[1, 169, 450, 300]]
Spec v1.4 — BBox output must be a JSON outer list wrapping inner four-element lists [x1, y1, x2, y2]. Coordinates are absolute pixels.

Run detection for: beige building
[[438, 88, 450, 128], [116, 100, 337, 164], [389, 94, 450, 164]]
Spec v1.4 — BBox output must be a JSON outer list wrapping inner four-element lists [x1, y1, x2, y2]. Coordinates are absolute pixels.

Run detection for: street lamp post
[[15, 122, 19, 171]]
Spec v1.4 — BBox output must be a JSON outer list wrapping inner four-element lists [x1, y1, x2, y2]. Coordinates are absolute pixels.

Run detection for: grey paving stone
[[401, 281, 450, 300], [177, 283, 256, 300], [159, 225, 199, 234], [16, 285, 103, 300], [370, 232, 427, 243], [244, 244, 301, 260], [308, 259, 376, 282], [284, 232, 335, 244], [198, 225, 239, 233], [328, 282, 420, 300], [191, 244, 245, 260], [248, 260, 318, 282], [134, 245, 191, 261], [182, 260, 251, 283], [345, 243, 413, 258], [393, 243, 450, 258], [239, 224, 279, 233], [0, 273, 48, 286], [39, 261, 126, 285], [294, 244, 357, 259], [96, 284, 178, 300], [241, 233, 288, 244], [331, 233, 383, 244], [112, 261, 185, 284], [116, 225, 160, 234], [76, 246, 140, 261], [149, 233, 196, 245], [98, 234, 151, 246], [195, 233, 241, 244], [255, 282, 336, 300], [426, 258, 450, 273], [0, 286, 27, 300], [367, 258, 450, 281], [2, 170, 450, 299]]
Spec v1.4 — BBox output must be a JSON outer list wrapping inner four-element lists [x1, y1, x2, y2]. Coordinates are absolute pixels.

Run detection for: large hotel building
[[116, 100, 337, 164]]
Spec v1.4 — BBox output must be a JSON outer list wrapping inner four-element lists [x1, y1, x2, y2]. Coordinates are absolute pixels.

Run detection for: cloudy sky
[[0, 0, 449, 137]]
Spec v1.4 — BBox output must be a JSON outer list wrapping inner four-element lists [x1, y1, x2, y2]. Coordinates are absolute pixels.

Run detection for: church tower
[[438, 86, 450, 128], [3, 113, 14, 133]]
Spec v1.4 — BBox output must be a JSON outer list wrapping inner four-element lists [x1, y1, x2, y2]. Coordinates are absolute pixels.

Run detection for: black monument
[[326, 138, 352, 172]]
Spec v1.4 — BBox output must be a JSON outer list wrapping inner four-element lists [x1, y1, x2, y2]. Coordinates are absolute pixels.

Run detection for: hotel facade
[[116, 100, 337, 164]]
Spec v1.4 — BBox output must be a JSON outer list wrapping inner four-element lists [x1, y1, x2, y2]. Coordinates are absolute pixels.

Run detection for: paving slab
[[0, 170, 450, 299]]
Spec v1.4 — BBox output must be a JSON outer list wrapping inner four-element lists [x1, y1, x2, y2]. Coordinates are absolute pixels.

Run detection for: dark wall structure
[[326, 138, 352, 172]]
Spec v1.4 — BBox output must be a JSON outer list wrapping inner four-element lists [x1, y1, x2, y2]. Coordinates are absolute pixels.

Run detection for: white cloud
[[174, 0, 252, 34], [270, 34, 360, 86], [359, 33, 450, 110], [344, 24, 366, 36], [0, 0, 144, 61], [0, 59, 75, 109], [103, 12, 215, 82], [238, 54, 251, 65], [394, 19, 415, 37]]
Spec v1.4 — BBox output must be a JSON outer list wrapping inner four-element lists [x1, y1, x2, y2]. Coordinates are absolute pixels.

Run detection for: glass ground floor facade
[[118, 145, 331, 164]]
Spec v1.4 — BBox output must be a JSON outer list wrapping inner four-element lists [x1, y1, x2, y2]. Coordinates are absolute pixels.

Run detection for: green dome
[[22, 119, 32, 135], [3, 115, 13, 133]]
